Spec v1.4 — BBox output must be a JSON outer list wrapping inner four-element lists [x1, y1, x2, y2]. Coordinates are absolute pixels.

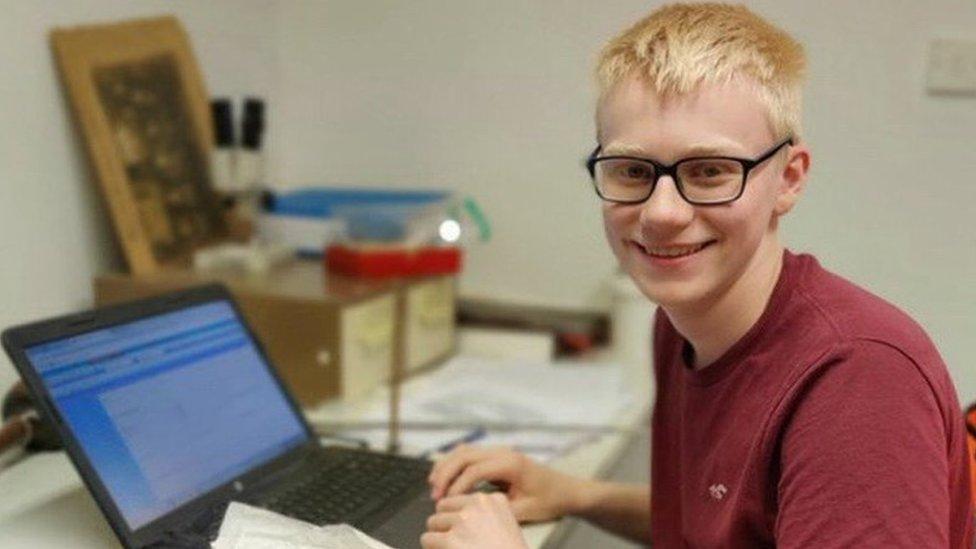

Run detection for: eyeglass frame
[[585, 137, 794, 206]]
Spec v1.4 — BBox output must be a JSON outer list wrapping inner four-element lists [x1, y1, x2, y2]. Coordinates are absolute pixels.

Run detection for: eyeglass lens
[[593, 157, 744, 203]]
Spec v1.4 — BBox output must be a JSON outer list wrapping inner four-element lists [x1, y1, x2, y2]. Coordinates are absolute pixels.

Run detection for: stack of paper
[[309, 356, 641, 461], [212, 502, 393, 549]]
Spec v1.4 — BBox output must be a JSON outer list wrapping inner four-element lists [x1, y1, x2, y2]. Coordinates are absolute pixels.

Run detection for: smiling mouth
[[635, 240, 716, 259]]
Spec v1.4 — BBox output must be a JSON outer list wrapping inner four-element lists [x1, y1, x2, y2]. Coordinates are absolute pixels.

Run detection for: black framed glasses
[[585, 137, 793, 205]]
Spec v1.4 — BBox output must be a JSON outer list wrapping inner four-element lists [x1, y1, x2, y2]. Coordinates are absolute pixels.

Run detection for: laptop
[[1, 284, 435, 548]]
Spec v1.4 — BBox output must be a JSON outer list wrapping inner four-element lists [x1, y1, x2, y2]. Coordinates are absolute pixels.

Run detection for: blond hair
[[596, 3, 806, 138]]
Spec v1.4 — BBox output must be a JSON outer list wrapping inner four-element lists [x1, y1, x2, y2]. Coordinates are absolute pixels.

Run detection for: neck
[[664, 236, 785, 369]]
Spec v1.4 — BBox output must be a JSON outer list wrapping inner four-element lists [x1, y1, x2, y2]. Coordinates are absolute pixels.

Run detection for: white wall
[[0, 0, 279, 391], [2, 1, 974, 401]]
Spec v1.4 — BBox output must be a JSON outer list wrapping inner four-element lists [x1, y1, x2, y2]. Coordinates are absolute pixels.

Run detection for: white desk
[[0, 365, 648, 548]]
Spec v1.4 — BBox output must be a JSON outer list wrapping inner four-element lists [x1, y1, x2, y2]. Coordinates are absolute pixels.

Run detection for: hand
[[427, 445, 586, 523], [421, 492, 528, 549]]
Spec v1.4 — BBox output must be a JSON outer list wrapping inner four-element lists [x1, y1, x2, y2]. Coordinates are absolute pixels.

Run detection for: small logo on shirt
[[708, 484, 728, 501]]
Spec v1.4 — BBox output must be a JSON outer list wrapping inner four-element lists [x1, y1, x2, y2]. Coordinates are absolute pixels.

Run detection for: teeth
[[644, 242, 707, 257]]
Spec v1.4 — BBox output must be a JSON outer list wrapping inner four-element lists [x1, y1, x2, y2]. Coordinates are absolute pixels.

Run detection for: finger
[[435, 494, 475, 512], [428, 445, 490, 499], [425, 511, 460, 532], [445, 460, 511, 497], [487, 491, 510, 507], [427, 445, 473, 490], [427, 451, 452, 482], [508, 497, 533, 522], [420, 531, 448, 549], [430, 444, 487, 477]]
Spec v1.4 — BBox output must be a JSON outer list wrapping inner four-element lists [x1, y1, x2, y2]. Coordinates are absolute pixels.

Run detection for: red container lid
[[326, 245, 462, 278]]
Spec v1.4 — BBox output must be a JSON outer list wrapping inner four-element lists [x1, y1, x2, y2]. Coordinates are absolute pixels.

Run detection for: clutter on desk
[[458, 297, 608, 358], [262, 187, 447, 252], [326, 243, 462, 278], [209, 97, 268, 229], [213, 502, 392, 549], [0, 382, 62, 472], [192, 241, 292, 274], [238, 98, 267, 192], [210, 98, 236, 194], [456, 326, 555, 362], [308, 356, 640, 463], [263, 187, 447, 242], [355, 355, 635, 430], [0, 390, 38, 470], [402, 277, 457, 374], [259, 187, 490, 278], [255, 211, 346, 257]]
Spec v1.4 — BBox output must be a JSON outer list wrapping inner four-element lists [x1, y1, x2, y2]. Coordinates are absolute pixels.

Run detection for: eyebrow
[[600, 141, 744, 159]]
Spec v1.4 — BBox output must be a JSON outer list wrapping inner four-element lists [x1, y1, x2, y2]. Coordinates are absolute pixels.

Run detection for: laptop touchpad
[[369, 493, 435, 549]]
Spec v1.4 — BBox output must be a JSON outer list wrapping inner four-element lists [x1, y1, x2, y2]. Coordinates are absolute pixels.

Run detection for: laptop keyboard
[[256, 449, 432, 526], [176, 449, 432, 544]]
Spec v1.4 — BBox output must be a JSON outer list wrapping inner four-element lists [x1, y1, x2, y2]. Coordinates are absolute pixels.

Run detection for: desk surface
[[0, 377, 648, 549]]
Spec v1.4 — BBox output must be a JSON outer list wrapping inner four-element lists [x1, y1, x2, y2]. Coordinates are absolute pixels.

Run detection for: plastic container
[[264, 187, 452, 245], [263, 187, 491, 252], [326, 244, 462, 278], [265, 187, 449, 218], [255, 213, 347, 256]]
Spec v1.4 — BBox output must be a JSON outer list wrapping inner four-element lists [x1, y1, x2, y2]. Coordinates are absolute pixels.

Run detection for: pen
[[425, 426, 487, 458]]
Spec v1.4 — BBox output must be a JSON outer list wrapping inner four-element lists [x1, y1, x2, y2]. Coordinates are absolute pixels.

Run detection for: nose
[[637, 175, 695, 234]]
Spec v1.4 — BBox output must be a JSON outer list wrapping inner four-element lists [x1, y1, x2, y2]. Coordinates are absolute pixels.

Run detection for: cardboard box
[[404, 276, 456, 373]]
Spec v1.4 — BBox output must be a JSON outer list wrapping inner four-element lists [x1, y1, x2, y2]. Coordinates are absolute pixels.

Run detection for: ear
[[773, 141, 811, 217]]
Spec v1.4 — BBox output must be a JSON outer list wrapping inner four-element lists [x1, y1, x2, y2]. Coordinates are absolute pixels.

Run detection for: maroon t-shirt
[[651, 250, 973, 548]]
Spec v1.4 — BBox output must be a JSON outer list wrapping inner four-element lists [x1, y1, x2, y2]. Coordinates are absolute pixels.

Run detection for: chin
[[630, 275, 709, 309]]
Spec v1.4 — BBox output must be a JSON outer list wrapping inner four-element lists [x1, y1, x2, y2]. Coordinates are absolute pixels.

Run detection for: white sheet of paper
[[212, 502, 394, 549], [308, 356, 639, 458]]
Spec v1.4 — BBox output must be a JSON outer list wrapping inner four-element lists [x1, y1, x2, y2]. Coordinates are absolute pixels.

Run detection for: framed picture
[[51, 16, 225, 274]]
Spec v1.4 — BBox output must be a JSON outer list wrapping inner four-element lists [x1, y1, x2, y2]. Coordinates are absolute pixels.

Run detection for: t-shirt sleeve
[[775, 340, 952, 548]]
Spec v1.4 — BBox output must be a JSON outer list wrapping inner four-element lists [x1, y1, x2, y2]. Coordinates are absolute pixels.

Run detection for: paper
[[212, 502, 394, 549], [309, 356, 640, 460], [336, 426, 604, 464], [321, 356, 638, 428]]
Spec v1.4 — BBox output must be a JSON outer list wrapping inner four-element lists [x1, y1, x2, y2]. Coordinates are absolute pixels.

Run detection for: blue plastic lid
[[265, 187, 449, 219]]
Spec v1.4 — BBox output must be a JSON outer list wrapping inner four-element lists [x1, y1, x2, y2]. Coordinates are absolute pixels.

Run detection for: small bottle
[[209, 98, 237, 193], [238, 98, 265, 190]]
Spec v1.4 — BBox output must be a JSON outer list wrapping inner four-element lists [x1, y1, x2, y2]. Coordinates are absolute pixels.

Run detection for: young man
[[421, 4, 974, 548]]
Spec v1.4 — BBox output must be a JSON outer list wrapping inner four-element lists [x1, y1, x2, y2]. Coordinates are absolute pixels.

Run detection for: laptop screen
[[23, 300, 310, 530]]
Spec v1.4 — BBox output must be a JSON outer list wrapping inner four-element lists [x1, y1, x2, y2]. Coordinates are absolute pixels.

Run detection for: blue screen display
[[25, 301, 309, 530]]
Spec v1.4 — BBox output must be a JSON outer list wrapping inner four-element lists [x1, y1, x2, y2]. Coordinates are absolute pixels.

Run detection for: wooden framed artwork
[[51, 16, 225, 274]]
